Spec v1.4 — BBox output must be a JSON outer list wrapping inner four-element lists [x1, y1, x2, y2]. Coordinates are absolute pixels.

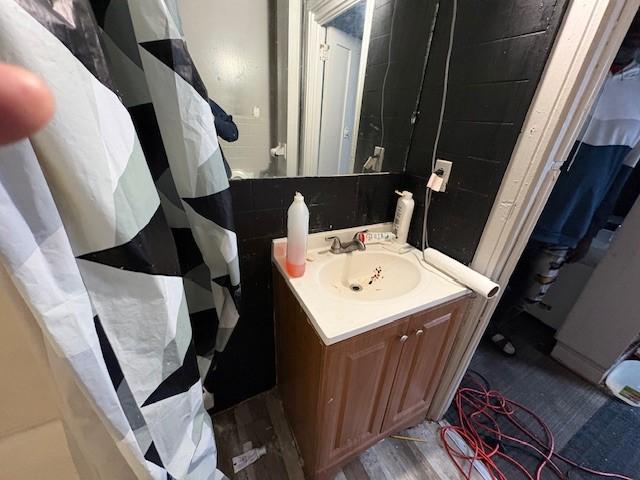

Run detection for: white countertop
[[272, 224, 469, 345]]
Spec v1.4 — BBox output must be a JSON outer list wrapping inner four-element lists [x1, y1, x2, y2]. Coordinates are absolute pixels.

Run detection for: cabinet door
[[319, 319, 409, 465], [382, 298, 468, 431]]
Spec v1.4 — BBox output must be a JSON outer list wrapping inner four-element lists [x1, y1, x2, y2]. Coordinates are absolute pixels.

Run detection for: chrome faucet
[[325, 230, 367, 254]]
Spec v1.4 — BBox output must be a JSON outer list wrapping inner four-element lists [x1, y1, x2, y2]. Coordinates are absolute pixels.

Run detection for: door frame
[[300, 0, 374, 176], [286, 0, 303, 177], [427, 0, 640, 419]]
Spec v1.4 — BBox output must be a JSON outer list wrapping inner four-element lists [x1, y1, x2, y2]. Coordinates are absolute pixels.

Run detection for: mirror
[[300, 1, 371, 176], [180, 0, 399, 178]]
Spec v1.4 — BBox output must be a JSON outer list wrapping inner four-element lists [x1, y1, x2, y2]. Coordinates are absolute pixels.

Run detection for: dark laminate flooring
[[212, 390, 478, 480]]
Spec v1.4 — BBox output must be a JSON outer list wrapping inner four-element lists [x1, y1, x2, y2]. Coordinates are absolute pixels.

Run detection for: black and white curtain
[[0, 0, 240, 478]]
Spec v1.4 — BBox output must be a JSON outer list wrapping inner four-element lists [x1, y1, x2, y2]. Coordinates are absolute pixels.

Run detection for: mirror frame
[[300, 0, 375, 176], [284, 0, 303, 177]]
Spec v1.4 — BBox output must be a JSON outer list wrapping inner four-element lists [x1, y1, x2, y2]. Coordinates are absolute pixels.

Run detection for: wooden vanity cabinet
[[381, 305, 465, 431], [273, 269, 470, 480]]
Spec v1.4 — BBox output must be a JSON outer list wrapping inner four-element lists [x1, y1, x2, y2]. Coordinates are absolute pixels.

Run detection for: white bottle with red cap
[[286, 192, 309, 277]]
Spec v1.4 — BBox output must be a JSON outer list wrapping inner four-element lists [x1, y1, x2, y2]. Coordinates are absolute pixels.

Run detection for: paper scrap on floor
[[232, 445, 267, 473]]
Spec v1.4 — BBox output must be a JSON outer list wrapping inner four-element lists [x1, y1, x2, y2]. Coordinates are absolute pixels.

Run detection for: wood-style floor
[[212, 389, 478, 480]]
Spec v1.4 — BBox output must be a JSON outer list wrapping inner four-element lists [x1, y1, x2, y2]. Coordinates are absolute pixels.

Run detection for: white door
[[317, 26, 362, 175]]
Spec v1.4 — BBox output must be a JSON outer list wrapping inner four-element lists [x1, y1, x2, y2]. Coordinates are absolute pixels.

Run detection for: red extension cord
[[439, 372, 633, 480]]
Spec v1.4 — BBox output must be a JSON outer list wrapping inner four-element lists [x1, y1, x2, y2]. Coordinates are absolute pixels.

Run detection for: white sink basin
[[272, 224, 468, 345], [318, 251, 421, 301]]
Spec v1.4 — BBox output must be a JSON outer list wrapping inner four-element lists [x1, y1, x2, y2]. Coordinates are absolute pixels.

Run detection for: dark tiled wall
[[353, 0, 438, 173], [211, 173, 405, 410], [404, 0, 569, 264]]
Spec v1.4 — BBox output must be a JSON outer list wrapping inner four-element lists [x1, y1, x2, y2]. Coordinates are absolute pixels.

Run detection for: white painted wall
[[180, 0, 273, 177], [0, 266, 79, 479]]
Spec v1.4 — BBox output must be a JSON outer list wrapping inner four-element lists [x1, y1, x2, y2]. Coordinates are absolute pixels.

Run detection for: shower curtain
[[0, 0, 240, 478]]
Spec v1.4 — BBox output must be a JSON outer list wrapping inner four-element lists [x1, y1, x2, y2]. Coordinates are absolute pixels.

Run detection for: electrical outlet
[[362, 146, 385, 172], [374, 146, 385, 169], [434, 159, 453, 192]]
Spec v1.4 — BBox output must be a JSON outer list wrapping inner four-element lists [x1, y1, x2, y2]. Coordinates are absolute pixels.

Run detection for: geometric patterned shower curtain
[[92, 0, 242, 403], [0, 0, 240, 478]]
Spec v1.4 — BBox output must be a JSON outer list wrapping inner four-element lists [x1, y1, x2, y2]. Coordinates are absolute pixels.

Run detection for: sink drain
[[349, 283, 363, 292]]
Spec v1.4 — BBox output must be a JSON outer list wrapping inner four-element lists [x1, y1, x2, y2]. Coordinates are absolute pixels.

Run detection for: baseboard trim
[[552, 342, 606, 385]]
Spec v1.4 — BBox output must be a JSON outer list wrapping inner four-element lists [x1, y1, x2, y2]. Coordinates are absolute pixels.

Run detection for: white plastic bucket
[[605, 360, 640, 407]]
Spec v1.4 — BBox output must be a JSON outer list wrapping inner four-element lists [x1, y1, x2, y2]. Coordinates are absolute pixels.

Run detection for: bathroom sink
[[318, 251, 421, 301], [272, 224, 469, 344]]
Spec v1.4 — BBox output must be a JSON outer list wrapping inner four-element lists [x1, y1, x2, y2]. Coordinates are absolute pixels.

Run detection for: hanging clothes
[[0, 0, 240, 478], [532, 61, 640, 248], [208, 98, 239, 179]]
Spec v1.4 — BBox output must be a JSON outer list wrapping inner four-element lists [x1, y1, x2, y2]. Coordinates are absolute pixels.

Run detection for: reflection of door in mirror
[[318, 25, 362, 175]]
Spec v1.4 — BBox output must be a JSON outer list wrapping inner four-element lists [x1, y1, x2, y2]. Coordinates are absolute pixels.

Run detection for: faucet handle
[[353, 229, 368, 242], [325, 236, 343, 252]]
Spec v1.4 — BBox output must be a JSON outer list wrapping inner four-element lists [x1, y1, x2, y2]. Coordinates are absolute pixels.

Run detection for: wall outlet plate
[[374, 146, 385, 170], [434, 159, 453, 192], [363, 147, 385, 172]]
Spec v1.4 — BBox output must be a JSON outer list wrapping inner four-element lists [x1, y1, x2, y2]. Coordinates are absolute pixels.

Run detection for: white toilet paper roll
[[423, 248, 500, 299]]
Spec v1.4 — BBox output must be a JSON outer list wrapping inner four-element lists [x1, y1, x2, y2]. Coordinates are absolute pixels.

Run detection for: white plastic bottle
[[392, 190, 414, 244], [286, 192, 309, 277]]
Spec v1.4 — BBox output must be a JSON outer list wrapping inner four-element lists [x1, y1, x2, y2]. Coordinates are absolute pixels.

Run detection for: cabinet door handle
[[399, 335, 409, 343], [416, 329, 424, 337]]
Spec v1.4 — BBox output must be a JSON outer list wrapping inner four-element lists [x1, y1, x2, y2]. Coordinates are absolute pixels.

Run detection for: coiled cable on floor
[[440, 371, 633, 480]]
